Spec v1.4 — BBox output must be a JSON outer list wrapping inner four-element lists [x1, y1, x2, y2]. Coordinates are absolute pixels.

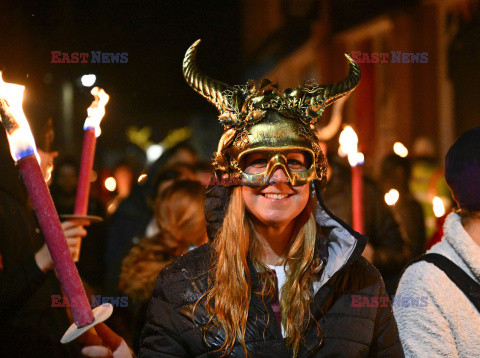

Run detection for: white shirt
[[265, 264, 324, 337]]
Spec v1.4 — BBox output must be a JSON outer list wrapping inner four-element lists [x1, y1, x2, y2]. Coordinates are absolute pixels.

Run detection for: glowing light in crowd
[[338, 125, 364, 166], [384, 189, 400, 206], [146, 144, 163, 163], [433, 196, 446, 218], [393, 142, 409, 158], [107, 202, 118, 215], [137, 173, 148, 183], [105, 176, 117, 192], [44, 169, 52, 183], [81, 74, 96, 87], [338, 126, 357, 157]]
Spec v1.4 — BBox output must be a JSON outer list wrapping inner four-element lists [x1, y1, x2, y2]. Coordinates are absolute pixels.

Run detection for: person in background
[[380, 153, 426, 259], [323, 151, 409, 295], [103, 143, 197, 296], [0, 120, 89, 357], [394, 127, 480, 357], [119, 180, 207, 352], [101, 162, 199, 348], [49, 157, 78, 213], [50, 156, 107, 291], [105, 161, 134, 216], [142, 163, 199, 238], [410, 136, 451, 238]]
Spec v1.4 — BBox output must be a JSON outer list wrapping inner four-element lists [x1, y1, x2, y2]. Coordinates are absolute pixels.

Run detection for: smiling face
[[241, 151, 311, 228]]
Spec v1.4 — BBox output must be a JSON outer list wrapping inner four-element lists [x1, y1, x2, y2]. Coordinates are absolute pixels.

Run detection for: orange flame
[[0, 72, 38, 162], [84, 87, 110, 137], [338, 125, 364, 167]]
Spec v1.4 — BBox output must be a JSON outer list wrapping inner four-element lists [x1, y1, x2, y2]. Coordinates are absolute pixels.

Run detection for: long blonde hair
[[199, 186, 322, 356]]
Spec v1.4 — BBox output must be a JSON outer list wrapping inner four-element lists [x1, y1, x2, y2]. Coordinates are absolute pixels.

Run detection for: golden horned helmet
[[183, 40, 360, 188]]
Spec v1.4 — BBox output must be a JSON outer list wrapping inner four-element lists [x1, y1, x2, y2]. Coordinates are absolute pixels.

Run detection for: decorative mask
[[183, 40, 360, 187]]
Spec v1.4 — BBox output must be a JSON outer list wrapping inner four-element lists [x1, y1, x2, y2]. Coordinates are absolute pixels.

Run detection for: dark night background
[[0, 0, 243, 167]]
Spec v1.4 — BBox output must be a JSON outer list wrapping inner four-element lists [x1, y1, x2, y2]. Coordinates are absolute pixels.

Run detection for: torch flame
[[338, 125, 364, 167], [0, 72, 38, 162], [84, 87, 110, 137]]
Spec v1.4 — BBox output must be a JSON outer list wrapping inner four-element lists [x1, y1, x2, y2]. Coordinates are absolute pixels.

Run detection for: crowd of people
[[1, 41, 479, 357]]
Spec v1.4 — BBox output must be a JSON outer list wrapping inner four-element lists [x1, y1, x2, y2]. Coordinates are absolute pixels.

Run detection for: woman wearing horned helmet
[[139, 40, 404, 357]]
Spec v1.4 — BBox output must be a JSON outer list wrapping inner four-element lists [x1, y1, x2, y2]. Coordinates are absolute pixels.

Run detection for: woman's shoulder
[[396, 239, 460, 296], [396, 253, 451, 297], [338, 256, 387, 295]]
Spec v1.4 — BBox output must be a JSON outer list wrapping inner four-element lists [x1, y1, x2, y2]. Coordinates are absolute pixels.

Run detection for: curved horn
[[183, 40, 235, 114], [317, 95, 346, 141], [306, 54, 360, 114]]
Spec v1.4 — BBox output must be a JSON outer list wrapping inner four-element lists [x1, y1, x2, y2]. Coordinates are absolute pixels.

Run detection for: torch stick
[[71, 87, 109, 261], [351, 160, 364, 233], [339, 125, 365, 233], [0, 73, 112, 343], [75, 128, 97, 215]]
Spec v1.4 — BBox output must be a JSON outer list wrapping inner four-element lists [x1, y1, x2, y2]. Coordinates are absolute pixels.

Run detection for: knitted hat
[[445, 126, 480, 211]]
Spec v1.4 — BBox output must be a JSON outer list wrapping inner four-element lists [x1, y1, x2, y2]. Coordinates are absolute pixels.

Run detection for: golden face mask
[[238, 147, 316, 187], [183, 40, 360, 188]]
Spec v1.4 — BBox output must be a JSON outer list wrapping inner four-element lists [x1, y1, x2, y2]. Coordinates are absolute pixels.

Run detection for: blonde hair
[[199, 186, 322, 356], [120, 180, 206, 302], [154, 180, 207, 254]]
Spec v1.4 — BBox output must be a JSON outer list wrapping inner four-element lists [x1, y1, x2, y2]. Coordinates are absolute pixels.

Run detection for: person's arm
[[393, 265, 457, 358], [0, 195, 48, 318], [0, 252, 48, 319], [138, 272, 189, 357], [0, 215, 88, 318]]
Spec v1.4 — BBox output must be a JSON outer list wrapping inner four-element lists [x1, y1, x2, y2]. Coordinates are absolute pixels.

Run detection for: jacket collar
[[443, 212, 480, 282], [313, 180, 367, 287]]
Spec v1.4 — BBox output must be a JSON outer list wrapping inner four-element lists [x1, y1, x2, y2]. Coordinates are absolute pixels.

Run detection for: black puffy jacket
[[139, 184, 404, 357]]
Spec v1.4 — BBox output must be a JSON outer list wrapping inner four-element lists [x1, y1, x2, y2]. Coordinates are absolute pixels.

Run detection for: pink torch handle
[[74, 128, 97, 215], [351, 165, 364, 234], [17, 155, 94, 327]]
